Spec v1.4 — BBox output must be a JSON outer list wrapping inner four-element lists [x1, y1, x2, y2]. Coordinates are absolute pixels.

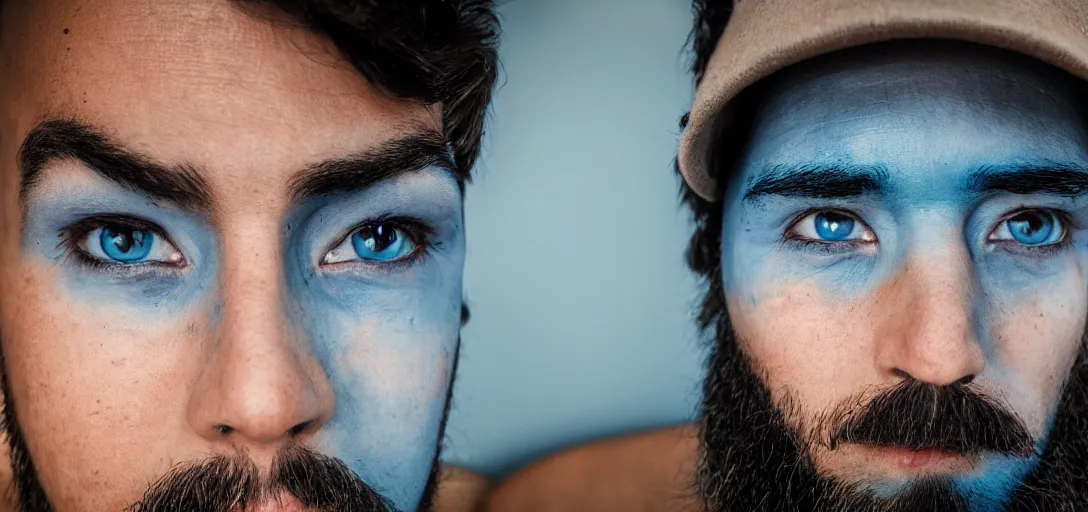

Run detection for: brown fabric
[[678, 0, 1088, 200]]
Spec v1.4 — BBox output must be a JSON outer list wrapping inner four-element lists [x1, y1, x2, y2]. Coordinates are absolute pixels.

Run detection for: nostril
[[288, 421, 310, 437], [957, 374, 976, 386], [215, 424, 234, 436]]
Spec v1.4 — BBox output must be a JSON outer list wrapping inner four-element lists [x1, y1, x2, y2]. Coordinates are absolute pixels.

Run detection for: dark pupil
[[111, 229, 144, 254], [822, 212, 851, 228], [361, 224, 398, 252], [1014, 212, 1045, 236]]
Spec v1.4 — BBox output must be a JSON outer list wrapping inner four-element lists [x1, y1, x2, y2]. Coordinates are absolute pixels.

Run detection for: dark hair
[[5, 1, 499, 174], [232, 0, 501, 180], [677, 0, 739, 332]]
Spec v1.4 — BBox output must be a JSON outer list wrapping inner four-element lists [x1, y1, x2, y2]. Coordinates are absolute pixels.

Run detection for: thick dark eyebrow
[[18, 117, 213, 211], [967, 164, 1088, 197], [743, 164, 889, 201], [287, 132, 459, 206], [20, 118, 459, 215]]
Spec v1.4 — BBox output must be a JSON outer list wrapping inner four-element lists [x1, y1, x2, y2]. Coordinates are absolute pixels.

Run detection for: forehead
[[1, 0, 440, 195], [736, 42, 1088, 191]]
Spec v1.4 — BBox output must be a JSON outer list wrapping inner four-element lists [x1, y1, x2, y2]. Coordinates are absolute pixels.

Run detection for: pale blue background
[[444, 0, 707, 478]]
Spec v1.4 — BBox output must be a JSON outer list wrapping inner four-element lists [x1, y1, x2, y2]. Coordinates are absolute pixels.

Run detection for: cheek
[[302, 276, 462, 427], [2, 261, 210, 507], [983, 275, 1087, 436], [726, 273, 881, 426], [304, 288, 460, 510], [330, 319, 454, 412], [4, 262, 203, 419]]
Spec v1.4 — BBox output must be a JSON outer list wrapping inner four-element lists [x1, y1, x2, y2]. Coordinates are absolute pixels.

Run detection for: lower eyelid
[[990, 239, 1070, 258], [783, 238, 870, 255], [317, 248, 430, 277], [67, 249, 188, 280]]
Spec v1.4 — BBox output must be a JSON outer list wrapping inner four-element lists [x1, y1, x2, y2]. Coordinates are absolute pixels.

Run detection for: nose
[[875, 244, 986, 386], [189, 237, 333, 450]]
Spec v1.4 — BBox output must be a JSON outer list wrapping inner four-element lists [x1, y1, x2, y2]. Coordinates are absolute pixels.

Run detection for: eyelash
[[320, 215, 437, 272], [784, 237, 865, 255], [58, 214, 184, 276], [781, 208, 872, 255], [990, 207, 1076, 257]]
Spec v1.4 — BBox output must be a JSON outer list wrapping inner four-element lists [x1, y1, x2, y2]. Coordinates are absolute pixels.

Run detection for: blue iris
[[1007, 212, 1056, 246], [99, 226, 153, 262], [352, 224, 410, 261], [814, 212, 855, 241]]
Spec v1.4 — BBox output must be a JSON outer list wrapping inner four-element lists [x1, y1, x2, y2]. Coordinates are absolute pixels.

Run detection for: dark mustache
[[829, 379, 1035, 457], [126, 444, 395, 512]]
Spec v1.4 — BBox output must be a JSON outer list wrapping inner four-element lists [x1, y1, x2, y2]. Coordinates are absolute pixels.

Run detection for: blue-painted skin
[[20, 164, 464, 511], [283, 169, 463, 510], [717, 44, 1088, 511]]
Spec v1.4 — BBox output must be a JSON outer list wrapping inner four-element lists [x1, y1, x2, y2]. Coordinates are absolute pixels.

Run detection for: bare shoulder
[[485, 424, 701, 512], [433, 464, 493, 512]]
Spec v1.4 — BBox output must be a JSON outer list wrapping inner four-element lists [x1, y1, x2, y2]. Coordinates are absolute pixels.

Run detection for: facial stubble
[[0, 335, 461, 512], [697, 312, 1088, 512]]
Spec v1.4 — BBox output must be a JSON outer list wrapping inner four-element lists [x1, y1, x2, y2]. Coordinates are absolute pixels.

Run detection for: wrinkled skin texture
[[702, 41, 1088, 511], [0, 1, 465, 510]]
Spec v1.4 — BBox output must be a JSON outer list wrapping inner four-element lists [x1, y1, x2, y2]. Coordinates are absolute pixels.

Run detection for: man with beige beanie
[[490, 1, 1088, 510]]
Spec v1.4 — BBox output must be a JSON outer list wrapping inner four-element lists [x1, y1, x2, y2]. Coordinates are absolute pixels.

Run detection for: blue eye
[[991, 211, 1066, 246], [788, 210, 876, 244], [814, 212, 855, 241], [99, 226, 153, 262], [77, 221, 185, 266], [352, 224, 415, 261], [324, 221, 420, 265]]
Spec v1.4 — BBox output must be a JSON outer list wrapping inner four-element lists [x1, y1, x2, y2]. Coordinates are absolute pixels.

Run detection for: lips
[[851, 443, 981, 475], [876, 447, 962, 470]]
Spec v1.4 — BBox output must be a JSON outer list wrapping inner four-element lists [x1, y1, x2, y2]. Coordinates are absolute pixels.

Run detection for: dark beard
[[0, 339, 460, 512], [697, 313, 1088, 512], [126, 445, 396, 512]]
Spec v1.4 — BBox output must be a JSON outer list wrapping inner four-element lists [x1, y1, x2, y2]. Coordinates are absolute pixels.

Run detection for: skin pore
[[0, 1, 482, 510], [484, 41, 1088, 512]]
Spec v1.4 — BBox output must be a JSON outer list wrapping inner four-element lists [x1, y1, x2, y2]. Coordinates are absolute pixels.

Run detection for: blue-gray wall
[[444, 0, 706, 478]]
